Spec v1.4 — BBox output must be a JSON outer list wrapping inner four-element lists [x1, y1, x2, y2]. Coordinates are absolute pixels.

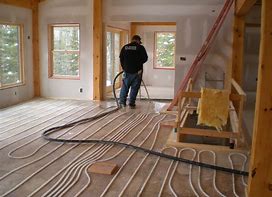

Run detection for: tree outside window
[[154, 32, 176, 69], [0, 24, 23, 88], [49, 24, 80, 78]]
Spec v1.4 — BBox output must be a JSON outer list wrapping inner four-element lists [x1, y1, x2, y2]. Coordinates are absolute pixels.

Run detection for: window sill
[[49, 76, 80, 80], [0, 82, 25, 90], [153, 67, 175, 70]]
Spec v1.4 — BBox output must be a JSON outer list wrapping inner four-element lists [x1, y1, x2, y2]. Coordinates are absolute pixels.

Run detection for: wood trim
[[248, 0, 272, 196], [0, 0, 32, 9], [236, 0, 257, 16], [47, 23, 80, 79], [93, 0, 103, 100], [0, 23, 25, 90], [232, 15, 245, 86], [131, 22, 176, 26], [32, 0, 40, 96]]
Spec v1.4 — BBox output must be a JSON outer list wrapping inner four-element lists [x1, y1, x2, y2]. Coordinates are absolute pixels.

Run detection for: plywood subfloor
[[0, 98, 249, 196]]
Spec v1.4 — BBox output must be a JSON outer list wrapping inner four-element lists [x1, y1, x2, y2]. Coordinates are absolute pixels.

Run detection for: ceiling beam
[[0, 0, 32, 9], [236, 0, 257, 16]]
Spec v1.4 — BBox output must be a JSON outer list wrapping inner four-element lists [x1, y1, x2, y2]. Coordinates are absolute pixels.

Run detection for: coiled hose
[[42, 71, 249, 177]]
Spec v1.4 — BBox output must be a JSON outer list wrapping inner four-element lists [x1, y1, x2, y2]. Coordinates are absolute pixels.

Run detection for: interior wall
[[39, 0, 93, 99], [0, 4, 34, 108], [175, 7, 234, 92], [103, 0, 233, 94], [136, 25, 176, 87]]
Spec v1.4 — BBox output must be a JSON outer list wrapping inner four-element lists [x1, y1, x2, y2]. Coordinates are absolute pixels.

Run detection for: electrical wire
[[41, 71, 249, 177]]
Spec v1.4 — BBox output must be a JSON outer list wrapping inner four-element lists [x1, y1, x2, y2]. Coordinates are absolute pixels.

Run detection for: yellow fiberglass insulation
[[197, 88, 230, 131]]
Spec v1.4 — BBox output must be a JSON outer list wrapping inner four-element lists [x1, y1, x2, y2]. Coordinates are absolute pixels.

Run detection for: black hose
[[41, 71, 249, 177]]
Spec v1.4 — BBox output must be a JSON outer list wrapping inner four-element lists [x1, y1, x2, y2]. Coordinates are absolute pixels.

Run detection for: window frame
[[105, 26, 129, 93], [153, 31, 176, 70], [0, 22, 25, 90], [48, 23, 80, 80]]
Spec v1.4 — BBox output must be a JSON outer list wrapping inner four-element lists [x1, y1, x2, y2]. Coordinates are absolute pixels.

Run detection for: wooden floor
[[0, 98, 249, 196]]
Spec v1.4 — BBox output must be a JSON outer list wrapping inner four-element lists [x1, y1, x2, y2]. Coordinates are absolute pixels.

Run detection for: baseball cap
[[132, 35, 142, 44]]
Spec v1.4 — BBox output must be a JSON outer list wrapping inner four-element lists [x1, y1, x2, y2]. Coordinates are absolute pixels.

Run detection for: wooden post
[[130, 22, 137, 39], [93, 0, 103, 100], [232, 15, 245, 86], [248, 0, 272, 196], [32, 0, 40, 96]]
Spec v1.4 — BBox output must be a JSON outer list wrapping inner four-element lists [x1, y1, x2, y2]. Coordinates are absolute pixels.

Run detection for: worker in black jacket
[[119, 35, 148, 108]]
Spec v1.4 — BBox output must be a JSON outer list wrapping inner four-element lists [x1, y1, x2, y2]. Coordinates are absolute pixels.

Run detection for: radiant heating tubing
[[39, 71, 249, 177], [0, 102, 251, 196]]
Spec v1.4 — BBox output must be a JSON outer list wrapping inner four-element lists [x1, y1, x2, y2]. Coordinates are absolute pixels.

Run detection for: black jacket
[[119, 41, 148, 74]]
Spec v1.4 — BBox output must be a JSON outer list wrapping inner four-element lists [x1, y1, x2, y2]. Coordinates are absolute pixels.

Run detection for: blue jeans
[[119, 72, 141, 105]]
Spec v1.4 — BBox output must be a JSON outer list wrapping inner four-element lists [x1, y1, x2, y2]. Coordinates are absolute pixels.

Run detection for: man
[[119, 35, 148, 108]]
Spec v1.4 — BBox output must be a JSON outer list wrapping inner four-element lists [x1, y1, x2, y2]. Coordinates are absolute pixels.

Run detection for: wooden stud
[[32, 0, 40, 96], [236, 0, 257, 16], [232, 15, 245, 86], [0, 0, 32, 9], [166, 131, 248, 153], [248, 0, 272, 196], [93, 0, 103, 100], [180, 127, 239, 139]]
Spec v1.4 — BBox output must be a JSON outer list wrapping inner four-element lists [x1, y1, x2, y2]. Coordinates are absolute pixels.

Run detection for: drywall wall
[[104, 0, 233, 94], [39, 0, 93, 99], [0, 4, 34, 108], [136, 25, 176, 88], [175, 6, 234, 92]]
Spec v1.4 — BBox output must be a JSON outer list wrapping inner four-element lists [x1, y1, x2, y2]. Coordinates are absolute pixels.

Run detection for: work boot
[[119, 103, 126, 108], [129, 103, 136, 109]]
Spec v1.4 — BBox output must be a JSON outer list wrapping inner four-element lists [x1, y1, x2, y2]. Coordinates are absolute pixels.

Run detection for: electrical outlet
[[180, 57, 186, 61], [14, 91, 17, 95], [79, 88, 83, 93]]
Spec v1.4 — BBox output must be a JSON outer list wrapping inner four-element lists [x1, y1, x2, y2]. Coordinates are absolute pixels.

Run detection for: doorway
[[105, 27, 129, 93]]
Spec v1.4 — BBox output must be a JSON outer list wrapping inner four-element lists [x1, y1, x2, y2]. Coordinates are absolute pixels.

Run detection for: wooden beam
[[93, 0, 103, 100], [0, 0, 32, 9], [232, 15, 245, 86], [179, 91, 242, 101], [32, 0, 40, 96], [130, 22, 176, 39], [131, 22, 176, 26], [130, 22, 137, 39], [236, 0, 257, 16], [180, 128, 239, 139], [248, 0, 272, 196], [231, 78, 246, 96]]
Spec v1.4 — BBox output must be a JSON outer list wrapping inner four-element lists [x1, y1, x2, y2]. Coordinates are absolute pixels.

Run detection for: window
[[49, 24, 80, 79], [154, 32, 176, 69], [0, 24, 24, 89]]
